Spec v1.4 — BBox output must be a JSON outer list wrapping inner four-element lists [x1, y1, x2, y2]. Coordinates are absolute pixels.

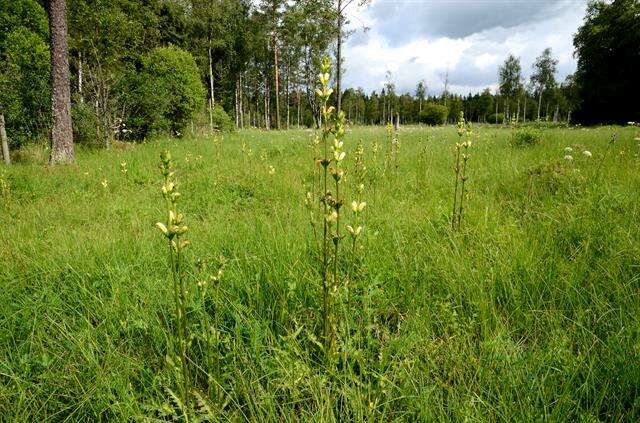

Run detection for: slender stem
[[321, 111, 330, 352], [331, 178, 340, 356], [173, 245, 189, 408], [451, 146, 461, 230], [458, 154, 468, 230]]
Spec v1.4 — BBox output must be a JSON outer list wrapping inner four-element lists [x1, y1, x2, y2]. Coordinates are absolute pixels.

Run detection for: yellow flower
[[351, 201, 366, 212], [346, 225, 363, 237], [156, 222, 168, 235], [325, 210, 338, 223], [101, 179, 108, 189]]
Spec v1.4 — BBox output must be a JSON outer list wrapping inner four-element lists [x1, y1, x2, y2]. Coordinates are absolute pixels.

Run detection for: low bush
[[418, 103, 449, 125], [123, 46, 204, 139], [511, 126, 542, 147], [488, 113, 505, 124], [71, 101, 101, 146], [211, 106, 235, 132]]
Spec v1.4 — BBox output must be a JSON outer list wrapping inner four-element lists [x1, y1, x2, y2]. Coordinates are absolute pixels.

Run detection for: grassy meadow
[[1, 124, 639, 421]]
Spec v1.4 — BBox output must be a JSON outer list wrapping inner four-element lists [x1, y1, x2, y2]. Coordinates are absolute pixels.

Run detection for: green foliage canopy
[[124, 46, 205, 138]]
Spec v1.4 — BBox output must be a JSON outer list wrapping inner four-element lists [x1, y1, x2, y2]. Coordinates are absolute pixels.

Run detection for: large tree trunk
[[48, 0, 74, 164], [336, 0, 343, 113], [523, 96, 527, 123], [0, 112, 10, 165]]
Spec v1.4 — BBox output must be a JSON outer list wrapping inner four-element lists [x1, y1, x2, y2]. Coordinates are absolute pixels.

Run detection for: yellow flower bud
[[156, 222, 168, 235]]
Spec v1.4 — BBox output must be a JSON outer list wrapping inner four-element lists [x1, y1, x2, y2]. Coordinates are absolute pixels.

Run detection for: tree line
[[0, 0, 637, 165]]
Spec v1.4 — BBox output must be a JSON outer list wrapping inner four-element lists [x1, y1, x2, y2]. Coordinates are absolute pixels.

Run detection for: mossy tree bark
[[47, 0, 75, 165]]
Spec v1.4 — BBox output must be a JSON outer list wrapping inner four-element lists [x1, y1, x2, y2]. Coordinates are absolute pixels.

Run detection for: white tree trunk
[[0, 113, 10, 165], [78, 51, 83, 103], [537, 92, 542, 121], [208, 42, 214, 132]]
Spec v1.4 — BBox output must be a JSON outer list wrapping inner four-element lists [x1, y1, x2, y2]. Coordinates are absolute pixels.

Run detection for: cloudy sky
[[341, 0, 589, 95]]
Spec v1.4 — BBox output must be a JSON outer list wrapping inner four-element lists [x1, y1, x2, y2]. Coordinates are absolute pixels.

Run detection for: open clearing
[[1, 125, 639, 420]]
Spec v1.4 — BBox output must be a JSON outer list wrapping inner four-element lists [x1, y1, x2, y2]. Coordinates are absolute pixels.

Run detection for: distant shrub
[[418, 103, 449, 125], [511, 126, 542, 147], [0, 27, 51, 147], [211, 106, 235, 132], [71, 101, 100, 145], [488, 113, 505, 124], [124, 46, 204, 139]]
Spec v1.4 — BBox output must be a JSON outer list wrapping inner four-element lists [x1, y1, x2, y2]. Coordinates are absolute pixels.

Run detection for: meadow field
[[1, 124, 639, 421]]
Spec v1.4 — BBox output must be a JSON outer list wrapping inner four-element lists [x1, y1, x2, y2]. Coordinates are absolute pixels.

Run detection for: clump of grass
[[195, 256, 225, 403], [155, 150, 191, 407], [0, 171, 10, 200]]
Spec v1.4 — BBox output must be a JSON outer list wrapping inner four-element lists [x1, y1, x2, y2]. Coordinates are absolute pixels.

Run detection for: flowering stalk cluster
[[241, 141, 254, 177], [212, 135, 223, 160], [155, 150, 191, 407], [417, 136, 430, 188], [368, 141, 380, 203], [391, 125, 400, 177], [314, 56, 347, 358], [383, 123, 393, 177], [347, 140, 366, 252], [452, 112, 472, 231]]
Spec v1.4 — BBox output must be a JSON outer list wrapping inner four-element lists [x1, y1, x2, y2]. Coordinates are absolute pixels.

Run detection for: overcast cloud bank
[[342, 0, 588, 95]]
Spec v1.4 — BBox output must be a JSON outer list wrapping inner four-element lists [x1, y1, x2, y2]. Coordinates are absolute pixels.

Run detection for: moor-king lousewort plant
[[312, 57, 349, 359], [452, 112, 472, 231], [155, 150, 192, 407], [348, 140, 366, 253]]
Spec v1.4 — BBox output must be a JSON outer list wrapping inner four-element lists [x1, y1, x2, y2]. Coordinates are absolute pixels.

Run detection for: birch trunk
[[0, 113, 10, 165]]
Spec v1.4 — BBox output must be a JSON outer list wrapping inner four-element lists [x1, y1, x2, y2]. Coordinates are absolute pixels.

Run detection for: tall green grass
[[0, 125, 638, 420]]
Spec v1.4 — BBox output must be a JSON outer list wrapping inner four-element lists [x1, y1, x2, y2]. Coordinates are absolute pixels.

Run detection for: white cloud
[[342, 0, 588, 95], [473, 53, 499, 71]]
